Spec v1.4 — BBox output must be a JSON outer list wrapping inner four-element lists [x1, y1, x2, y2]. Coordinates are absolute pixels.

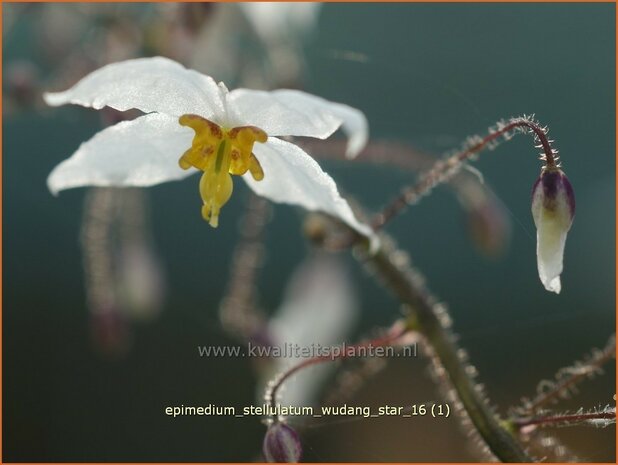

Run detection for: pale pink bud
[[531, 168, 575, 293]]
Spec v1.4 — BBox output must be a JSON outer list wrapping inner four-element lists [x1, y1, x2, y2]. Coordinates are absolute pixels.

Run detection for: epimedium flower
[[44, 56, 372, 237], [531, 166, 575, 294]]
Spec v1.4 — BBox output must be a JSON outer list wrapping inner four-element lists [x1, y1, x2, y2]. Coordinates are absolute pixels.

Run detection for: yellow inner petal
[[178, 114, 267, 227]]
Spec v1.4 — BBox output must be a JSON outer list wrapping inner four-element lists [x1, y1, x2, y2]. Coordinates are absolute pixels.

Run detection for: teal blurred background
[[3, 3, 615, 461]]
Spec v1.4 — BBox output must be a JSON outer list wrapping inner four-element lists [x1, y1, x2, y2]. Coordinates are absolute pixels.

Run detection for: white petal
[[48, 113, 194, 194], [536, 220, 568, 294], [44, 57, 226, 119], [244, 137, 374, 240], [227, 88, 368, 157]]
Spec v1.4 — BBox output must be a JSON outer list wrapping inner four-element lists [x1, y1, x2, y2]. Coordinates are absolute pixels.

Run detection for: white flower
[[44, 56, 371, 238], [531, 167, 575, 293]]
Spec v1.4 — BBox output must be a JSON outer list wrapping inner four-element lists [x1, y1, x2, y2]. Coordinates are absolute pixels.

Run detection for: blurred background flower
[[264, 252, 358, 408]]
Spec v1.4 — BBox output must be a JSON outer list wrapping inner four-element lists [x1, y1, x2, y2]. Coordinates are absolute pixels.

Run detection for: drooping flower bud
[[531, 167, 575, 293], [263, 421, 302, 463]]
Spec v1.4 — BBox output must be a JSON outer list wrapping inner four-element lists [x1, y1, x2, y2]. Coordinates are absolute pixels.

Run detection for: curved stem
[[372, 116, 556, 231], [356, 238, 532, 462], [266, 323, 407, 414]]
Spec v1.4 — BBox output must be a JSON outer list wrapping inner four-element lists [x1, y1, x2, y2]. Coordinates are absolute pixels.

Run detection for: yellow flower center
[[178, 114, 267, 227]]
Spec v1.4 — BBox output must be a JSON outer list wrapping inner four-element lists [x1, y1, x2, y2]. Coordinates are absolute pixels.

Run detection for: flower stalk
[[322, 116, 574, 292], [264, 321, 408, 418], [307, 211, 533, 460], [516, 334, 616, 415], [511, 407, 616, 430], [372, 115, 558, 230], [352, 235, 532, 462]]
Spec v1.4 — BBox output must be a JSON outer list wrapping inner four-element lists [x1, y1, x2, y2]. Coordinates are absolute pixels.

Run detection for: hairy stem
[[219, 194, 271, 340], [265, 322, 407, 416], [512, 408, 616, 429], [519, 334, 616, 414], [373, 116, 556, 230], [353, 234, 532, 462], [302, 138, 511, 253]]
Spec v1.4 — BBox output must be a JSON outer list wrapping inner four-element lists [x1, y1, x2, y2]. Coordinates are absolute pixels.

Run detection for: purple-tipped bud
[[531, 167, 575, 293], [263, 422, 302, 463]]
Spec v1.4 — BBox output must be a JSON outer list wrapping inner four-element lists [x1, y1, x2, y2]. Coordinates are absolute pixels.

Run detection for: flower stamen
[[179, 114, 267, 227]]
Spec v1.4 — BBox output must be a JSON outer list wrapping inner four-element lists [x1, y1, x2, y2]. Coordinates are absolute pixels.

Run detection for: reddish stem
[[459, 120, 555, 168], [267, 324, 409, 413], [371, 117, 556, 231], [513, 410, 616, 429], [523, 335, 615, 414]]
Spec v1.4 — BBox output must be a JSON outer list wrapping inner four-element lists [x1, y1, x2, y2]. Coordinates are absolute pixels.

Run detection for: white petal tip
[[344, 145, 358, 159], [344, 147, 359, 159], [43, 91, 65, 107], [47, 174, 62, 196], [344, 133, 368, 159], [542, 276, 562, 294]]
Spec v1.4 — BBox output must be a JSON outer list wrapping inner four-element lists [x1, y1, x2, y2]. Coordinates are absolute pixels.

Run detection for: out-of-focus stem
[[219, 193, 271, 340], [81, 188, 116, 313]]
